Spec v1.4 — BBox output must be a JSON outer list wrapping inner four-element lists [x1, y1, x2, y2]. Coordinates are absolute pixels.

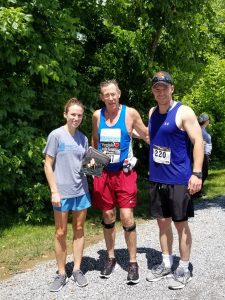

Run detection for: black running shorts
[[149, 182, 194, 222]]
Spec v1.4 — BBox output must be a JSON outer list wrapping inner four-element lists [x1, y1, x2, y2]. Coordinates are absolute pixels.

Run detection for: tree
[[0, 0, 85, 222], [0, 0, 224, 223], [182, 0, 225, 159]]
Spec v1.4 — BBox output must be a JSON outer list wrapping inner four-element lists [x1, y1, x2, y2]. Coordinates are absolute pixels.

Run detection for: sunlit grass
[[202, 167, 225, 199], [0, 221, 103, 279], [0, 225, 54, 269]]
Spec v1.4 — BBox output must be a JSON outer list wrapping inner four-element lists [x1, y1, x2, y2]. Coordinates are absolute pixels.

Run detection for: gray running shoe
[[146, 262, 172, 282], [100, 257, 117, 278], [168, 266, 192, 290], [127, 262, 140, 284], [72, 270, 88, 287], [50, 273, 68, 292]]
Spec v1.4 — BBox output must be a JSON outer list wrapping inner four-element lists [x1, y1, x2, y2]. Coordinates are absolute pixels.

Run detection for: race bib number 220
[[153, 145, 171, 165]]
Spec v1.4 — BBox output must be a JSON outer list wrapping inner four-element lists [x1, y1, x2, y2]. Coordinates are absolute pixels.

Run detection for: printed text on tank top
[[100, 105, 122, 163]]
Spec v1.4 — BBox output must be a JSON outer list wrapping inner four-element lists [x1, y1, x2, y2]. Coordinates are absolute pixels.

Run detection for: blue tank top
[[148, 102, 192, 185], [98, 105, 131, 171]]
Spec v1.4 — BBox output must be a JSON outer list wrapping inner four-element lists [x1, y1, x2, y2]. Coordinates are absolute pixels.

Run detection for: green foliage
[[0, 6, 33, 65], [19, 183, 50, 223], [0, 0, 85, 223], [0, 146, 22, 196], [0, 0, 225, 224], [182, 56, 225, 159], [0, 131, 49, 223], [16, 137, 51, 223]]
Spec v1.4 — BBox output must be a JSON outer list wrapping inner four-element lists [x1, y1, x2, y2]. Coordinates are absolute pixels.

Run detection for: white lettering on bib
[[153, 145, 171, 165], [100, 128, 121, 163]]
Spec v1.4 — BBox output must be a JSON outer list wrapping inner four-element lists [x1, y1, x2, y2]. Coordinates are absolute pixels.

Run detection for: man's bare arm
[[181, 106, 204, 172], [92, 110, 100, 149], [129, 107, 149, 143], [181, 106, 204, 194]]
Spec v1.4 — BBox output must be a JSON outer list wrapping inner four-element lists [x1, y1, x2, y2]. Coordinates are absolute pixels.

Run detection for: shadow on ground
[[64, 246, 194, 278]]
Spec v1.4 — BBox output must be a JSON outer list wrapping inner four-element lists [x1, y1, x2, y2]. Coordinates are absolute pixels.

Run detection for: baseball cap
[[198, 113, 209, 123], [152, 71, 173, 86]]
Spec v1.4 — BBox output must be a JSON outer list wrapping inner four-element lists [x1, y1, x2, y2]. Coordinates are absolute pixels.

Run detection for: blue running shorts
[[53, 193, 91, 212]]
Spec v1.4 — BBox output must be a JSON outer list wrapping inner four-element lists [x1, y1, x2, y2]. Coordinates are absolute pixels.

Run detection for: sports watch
[[192, 171, 203, 179]]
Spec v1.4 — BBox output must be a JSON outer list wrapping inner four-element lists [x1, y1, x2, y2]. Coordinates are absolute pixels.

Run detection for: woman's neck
[[64, 124, 76, 136]]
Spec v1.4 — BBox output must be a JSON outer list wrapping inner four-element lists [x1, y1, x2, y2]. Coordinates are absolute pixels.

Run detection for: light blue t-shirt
[[43, 126, 89, 198], [202, 127, 212, 155]]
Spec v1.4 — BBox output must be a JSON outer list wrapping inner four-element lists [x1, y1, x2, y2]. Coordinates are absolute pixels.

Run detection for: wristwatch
[[192, 171, 203, 179]]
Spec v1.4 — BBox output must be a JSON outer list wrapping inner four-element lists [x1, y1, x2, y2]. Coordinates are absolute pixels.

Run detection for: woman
[[43, 97, 91, 292]]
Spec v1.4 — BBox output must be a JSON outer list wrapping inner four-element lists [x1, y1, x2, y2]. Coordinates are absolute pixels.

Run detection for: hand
[[188, 175, 202, 195], [145, 135, 150, 144], [51, 192, 61, 207]]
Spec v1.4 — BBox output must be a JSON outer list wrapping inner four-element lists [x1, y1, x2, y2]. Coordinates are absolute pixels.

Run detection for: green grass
[[0, 217, 104, 279], [201, 164, 225, 199], [0, 225, 54, 269], [0, 163, 224, 279]]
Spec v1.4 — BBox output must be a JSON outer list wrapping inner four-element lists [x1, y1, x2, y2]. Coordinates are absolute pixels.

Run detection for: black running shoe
[[100, 257, 117, 278], [127, 262, 140, 284]]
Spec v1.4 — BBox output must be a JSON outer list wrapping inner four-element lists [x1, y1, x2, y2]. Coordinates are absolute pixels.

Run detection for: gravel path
[[1, 196, 225, 300]]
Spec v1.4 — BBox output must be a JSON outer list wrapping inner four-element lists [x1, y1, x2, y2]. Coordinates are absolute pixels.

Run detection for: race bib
[[153, 145, 171, 165], [100, 128, 121, 163]]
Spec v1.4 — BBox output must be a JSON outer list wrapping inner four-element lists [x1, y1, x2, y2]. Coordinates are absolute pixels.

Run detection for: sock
[[162, 254, 173, 268], [179, 260, 189, 272]]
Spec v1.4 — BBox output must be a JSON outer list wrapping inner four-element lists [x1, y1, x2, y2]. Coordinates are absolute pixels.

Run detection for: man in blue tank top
[[92, 80, 148, 284], [146, 71, 203, 290]]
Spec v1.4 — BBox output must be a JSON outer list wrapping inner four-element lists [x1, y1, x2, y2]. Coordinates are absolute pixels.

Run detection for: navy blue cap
[[152, 71, 173, 86]]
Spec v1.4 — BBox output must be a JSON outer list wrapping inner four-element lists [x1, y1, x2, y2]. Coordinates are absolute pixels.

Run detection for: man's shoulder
[[177, 104, 195, 117], [93, 108, 101, 117], [149, 106, 157, 117], [125, 105, 139, 115], [125, 105, 132, 111], [177, 104, 198, 129], [126, 106, 140, 121], [93, 108, 102, 113]]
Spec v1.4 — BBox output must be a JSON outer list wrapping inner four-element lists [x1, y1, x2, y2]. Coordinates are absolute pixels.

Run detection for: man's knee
[[123, 223, 136, 232], [101, 220, 115, 229], [157, 217, 172, 229], [173, 219, 189, 231]]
